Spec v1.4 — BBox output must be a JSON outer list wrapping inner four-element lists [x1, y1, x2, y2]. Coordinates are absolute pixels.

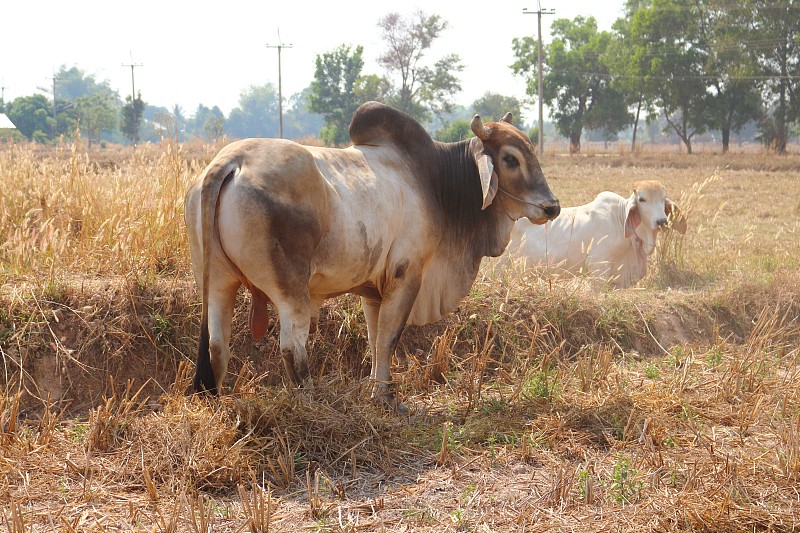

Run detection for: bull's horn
[[471, 115, 491, 140], [500, 112, 513, 124]]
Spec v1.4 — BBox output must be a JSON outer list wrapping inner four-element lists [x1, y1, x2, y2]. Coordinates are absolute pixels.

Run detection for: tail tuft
[[193, 318, 218, 395]]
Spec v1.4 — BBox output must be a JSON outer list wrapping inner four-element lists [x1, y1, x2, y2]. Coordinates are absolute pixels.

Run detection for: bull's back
[[510, 193, 622, 272]]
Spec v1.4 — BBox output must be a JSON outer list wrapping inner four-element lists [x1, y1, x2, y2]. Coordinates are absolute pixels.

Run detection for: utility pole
[[122, 53, 143, 103], [523, 2, 555, 157], [266, 29, 292, 139]]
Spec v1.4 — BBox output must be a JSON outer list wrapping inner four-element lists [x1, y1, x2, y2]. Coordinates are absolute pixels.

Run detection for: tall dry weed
[[652, 172, 722, 287], [0, 134, 211, 283]]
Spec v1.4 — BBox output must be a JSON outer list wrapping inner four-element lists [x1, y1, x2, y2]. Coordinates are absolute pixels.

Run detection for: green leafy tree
[[608, 8, 659, 151], [435, 118, 472, 142], [284, 87, 324, 140], [750, 0, 800, 153], [226, 84, 279, 139], [626, 0, 711, 154], [354, 74, 393, 104], [6, 94, 51, 140], [471, 92, 524, 127], [121, 91, 145, 145], [53, 65, 116, 102], [188, 104, 226, 139], [700, 1, 764, 152], [75, 93, 117, 145], [377, 11, 463, 123], [512, 16, 631, 153], [309, 44, 367, 146]]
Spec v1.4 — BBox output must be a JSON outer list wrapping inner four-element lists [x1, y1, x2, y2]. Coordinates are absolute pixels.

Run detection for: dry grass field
[[1, 135, 800, 532]]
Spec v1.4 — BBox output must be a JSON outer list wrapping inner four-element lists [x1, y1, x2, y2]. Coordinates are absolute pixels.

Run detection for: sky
[[2, 1, 627, 122]]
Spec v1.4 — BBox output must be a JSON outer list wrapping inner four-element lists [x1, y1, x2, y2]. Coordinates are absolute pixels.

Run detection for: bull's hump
[[349, 101, 434, 154]]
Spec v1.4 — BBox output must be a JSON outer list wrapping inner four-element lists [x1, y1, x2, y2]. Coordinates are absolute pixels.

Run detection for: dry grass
[[1, 138, 800, 531]]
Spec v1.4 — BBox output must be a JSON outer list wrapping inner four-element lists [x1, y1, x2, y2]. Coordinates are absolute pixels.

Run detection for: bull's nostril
[[545, 205, 561, 219]]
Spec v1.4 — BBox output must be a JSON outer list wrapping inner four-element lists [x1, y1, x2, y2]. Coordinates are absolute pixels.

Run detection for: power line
[[266, 28, 292, 139], [549, 68, 798, 82]]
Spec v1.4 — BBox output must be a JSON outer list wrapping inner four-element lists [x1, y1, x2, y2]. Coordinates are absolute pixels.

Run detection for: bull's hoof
[[371, 391, 409, 416], [281, 350, 309, 385]]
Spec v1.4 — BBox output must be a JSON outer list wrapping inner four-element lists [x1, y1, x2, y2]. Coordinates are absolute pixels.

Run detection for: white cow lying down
[[506, 180, 687, 289]]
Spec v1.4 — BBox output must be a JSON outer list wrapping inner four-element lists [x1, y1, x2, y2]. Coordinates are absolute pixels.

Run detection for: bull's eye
[[638, 196, 646, 202], [503, 155, 519, 168]]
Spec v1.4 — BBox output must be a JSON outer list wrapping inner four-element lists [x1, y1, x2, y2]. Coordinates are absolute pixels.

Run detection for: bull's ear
[[476, 153, 498, 210], [500, 112, 513, 124], [624, 194, 641, 238], [665, 198, 687, 234]]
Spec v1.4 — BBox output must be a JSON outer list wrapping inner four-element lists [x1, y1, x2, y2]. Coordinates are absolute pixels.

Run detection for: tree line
[[512, 0, 800, 154], [1, 2, 798, 153]]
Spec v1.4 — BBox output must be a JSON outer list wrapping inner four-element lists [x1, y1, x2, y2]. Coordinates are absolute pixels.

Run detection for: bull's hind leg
[[273, 295, 312, 385], [201, 274, 240, 393]]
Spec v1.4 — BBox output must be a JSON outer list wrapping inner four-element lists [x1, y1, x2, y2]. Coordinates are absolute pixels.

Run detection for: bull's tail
[[193, 156, 240, 395]]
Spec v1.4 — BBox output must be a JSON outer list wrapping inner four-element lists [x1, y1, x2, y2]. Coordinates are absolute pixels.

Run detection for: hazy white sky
[[3, 1, 626, 120]]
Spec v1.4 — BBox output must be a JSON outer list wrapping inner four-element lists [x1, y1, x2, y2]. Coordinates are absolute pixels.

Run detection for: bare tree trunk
[[631, 98, 642, 153], [776, 84, 787, 154], [569, 131, 581, 154]]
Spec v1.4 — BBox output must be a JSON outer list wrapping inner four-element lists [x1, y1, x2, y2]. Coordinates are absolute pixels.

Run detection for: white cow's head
[[470, 113, 560, 224], [624, 180, 687, 255]]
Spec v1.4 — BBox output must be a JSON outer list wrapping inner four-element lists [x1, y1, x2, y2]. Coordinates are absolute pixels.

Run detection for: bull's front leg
[[369, 277, 420, 414], [361, 297, 380, 381]]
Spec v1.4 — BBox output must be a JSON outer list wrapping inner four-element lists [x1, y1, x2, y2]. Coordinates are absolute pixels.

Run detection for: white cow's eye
[[638, 197, 645, 202]]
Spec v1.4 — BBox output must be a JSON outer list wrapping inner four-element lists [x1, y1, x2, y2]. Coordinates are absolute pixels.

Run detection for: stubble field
[[1, 136, 799, 531]]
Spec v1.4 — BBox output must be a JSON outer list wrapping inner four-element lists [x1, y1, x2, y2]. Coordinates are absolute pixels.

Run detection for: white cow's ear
[[476, 154, 498, 210], [665, 198, 688, 234], [624, 195, 641, 238]]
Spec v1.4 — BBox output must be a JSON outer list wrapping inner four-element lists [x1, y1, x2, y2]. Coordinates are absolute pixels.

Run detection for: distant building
[[0, 113, 16, 130]]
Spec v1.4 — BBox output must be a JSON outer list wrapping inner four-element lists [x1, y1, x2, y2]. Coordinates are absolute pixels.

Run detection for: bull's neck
[[429, 140, 509, 259]]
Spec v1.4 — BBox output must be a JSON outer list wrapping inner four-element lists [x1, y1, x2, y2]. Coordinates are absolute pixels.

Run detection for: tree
[[435, 118, 472, 142], [188, 104, 226, 140], [700, 0, 764, 152], [53, 65, 117, 102], [283, 88, 324, 140], [625, 0, 712, 154], [750, 0, 800, 153], [354, 74, 393, 103], [309, 44, 368, 146], [75, 93, 117, 145], [6, 94, 51, 140], [377, 11, 463, 123], [471, 92, 524, 127], [226, 84, 279, 139], [608, 7, 661, 151], [172, 104, 186, 141], [121, 91, 145, 145], [512, 16, 631, 153]]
